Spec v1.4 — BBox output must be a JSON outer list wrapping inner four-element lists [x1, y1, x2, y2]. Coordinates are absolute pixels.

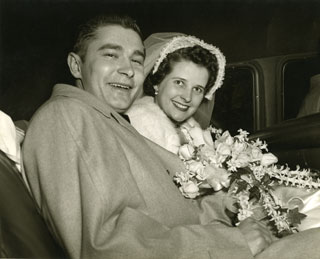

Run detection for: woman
[[128, 33, 320, 233], [127, 32, 225, 154]]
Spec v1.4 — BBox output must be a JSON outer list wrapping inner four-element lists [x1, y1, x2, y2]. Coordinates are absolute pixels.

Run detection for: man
[[23, 14, 320, 259]]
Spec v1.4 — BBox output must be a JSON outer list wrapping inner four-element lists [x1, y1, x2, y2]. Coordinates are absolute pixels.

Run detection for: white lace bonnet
[[144, 32, 226, 100]]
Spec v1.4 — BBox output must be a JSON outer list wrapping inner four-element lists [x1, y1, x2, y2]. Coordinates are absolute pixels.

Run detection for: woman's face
[[155, 60, 209, 123]]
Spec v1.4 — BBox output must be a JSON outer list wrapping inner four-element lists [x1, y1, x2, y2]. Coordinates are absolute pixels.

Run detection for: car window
[[211, 66, 255, 135], [282, 56, 320, 120]]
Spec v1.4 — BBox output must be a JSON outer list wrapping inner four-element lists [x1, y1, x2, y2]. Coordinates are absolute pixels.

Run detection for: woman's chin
[[169, 115, 189, 125]]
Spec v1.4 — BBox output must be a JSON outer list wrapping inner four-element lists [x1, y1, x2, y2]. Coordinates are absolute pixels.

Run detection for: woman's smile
[[156, 60, 209, 123], [172, 100, 189, 111]]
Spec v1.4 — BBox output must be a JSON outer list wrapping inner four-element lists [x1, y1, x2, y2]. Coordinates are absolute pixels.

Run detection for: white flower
[[174, 171, 193, 184], [175, 126, 319, 235], [187, 161, 205, 175], [216, 130, 234, 146], [178, 144, 195, 160], [250, 146, 263, 161], [232, 141, 247, 155], [232, 153, 251, 168], [236, 191, 254, 221], [251, 165, 265, 181], [199, 145, 216, 162], [188, 126, 214, 147], [260, 153, 278, 167], [254, 138, 268, 151], [204, 164, 230, 191], [238, 208, 254, 221], [179, 181, 200, 199], [237, 129, 249, 141], [216, 142, 232, 156], [190, 127, 206, 146]]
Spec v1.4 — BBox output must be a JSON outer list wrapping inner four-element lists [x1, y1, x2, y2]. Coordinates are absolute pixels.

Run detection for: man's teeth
[[110, 83, 131, 89]]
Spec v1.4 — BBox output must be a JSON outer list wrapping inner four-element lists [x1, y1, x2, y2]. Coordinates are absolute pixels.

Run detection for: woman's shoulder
[[128, 96, 155, 110], [127, 96, 181, 153], [127, 96, 167, 119]]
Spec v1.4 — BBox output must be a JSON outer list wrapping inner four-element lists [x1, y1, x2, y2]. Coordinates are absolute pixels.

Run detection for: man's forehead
[[94, 25, 144, 52]]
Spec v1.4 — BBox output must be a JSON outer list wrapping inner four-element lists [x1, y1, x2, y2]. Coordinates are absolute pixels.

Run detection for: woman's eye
[[193, 87, 204, 94], [174, 80, 184, 86]]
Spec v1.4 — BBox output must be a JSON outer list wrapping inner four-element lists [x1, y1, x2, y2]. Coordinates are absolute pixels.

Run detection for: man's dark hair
[[144, 45, 218, 101], [73, 14, 143, 61]]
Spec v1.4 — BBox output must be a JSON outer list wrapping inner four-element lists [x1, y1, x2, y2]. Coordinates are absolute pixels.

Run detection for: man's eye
[[103, 53, 117, 58], [132, 59, 143, 65]]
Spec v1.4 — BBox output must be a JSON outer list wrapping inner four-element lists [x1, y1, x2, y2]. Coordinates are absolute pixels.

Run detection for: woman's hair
[[144, 45, 218, 100], [72, 14, 142, 61]]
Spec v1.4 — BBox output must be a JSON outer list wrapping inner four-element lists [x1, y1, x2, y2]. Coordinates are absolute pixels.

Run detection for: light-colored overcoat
[[23, 84, 320, 259]]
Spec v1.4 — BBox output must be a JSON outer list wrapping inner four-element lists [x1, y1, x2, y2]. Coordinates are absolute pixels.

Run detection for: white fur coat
[[127, 96, 199, 154]]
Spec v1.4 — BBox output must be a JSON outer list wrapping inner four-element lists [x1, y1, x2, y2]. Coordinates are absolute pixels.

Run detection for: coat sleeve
[[256, 227, 320, 259], [23, 100, 254, 259]]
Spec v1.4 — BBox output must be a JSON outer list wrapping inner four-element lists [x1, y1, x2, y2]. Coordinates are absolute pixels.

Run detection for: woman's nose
[[181, 89, 192, 102]]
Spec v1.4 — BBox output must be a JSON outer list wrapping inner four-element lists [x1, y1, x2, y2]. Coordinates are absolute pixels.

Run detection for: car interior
[[0, 0, 320, 256]]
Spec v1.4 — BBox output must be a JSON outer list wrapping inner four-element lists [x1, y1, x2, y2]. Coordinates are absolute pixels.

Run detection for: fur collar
[[127, 96, 182, 154]]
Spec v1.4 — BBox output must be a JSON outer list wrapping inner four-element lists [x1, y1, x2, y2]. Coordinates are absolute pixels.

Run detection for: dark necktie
[[120, 113, 131, 123]]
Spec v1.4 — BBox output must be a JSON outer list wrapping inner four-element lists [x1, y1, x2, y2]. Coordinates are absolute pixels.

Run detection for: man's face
[[78, 25, 145, 113]]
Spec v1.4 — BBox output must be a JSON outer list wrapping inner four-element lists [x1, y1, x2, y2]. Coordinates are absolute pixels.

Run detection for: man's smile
[[109, 83, 133, 90]]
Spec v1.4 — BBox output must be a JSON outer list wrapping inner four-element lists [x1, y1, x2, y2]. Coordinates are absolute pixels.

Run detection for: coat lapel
[[51, 84, 139, 135]]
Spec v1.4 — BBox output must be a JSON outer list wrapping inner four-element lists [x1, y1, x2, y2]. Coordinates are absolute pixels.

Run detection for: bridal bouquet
[[174, 126, 320, 236]]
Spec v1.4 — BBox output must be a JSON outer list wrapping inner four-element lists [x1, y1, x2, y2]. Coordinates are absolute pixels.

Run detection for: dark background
[[1, 0, 320, 121]]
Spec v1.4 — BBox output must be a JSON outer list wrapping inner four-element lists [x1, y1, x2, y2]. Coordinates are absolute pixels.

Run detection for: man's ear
[[67, 52, 82, 79]]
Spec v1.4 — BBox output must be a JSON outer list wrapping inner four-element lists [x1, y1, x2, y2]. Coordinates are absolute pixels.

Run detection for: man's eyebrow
[[98, 43, 122, 51], [133, 49, 145, 59], [98, 43, 145, 59]]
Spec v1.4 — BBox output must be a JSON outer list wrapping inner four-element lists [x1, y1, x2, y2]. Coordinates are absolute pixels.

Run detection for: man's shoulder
[[33, 84, 102, 117], [26, 86, 92, 133], [49, 84, 88, 107], [32, 92, 83, 120], [28, 84, 119, 133]]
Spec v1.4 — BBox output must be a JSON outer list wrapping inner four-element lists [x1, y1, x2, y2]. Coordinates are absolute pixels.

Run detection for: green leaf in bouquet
[[175, 126, 320, 235], [238, 167, 252, 175], [229, 173, 241, 185], [235, 180, 248, 194], [278, 229, 293, 237], [249, 185, 261, 201], [287, 207, 307, 227], [229, 167, 250, 185], [261, 174, 272, 187]]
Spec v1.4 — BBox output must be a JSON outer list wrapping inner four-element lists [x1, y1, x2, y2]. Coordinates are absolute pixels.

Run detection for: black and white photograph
[[1, 0, 320, 258]]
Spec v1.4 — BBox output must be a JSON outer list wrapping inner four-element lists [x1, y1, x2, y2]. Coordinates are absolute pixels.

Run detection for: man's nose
[[118, 58, 134, 78]]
